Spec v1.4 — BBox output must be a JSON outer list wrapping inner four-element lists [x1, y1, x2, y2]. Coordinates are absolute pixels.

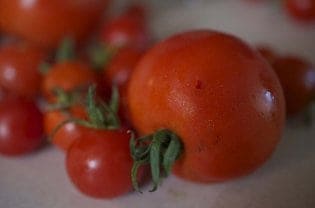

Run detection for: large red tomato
[[128, 30, 285, 183], [0, 0, 110, 48]]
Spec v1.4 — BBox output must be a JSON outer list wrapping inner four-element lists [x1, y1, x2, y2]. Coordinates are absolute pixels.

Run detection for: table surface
[[1, 1, 315, 208]]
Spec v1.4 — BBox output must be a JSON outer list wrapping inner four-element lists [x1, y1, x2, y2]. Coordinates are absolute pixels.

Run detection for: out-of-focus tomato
[[284, 0, 315, 22], [0, 0, 110, 48], [0, 96, 44, 156], [0, 43, 45, 98], [101, 4, 150, 50], [273, 56, 315, 115], [41, 61, 98, 101]]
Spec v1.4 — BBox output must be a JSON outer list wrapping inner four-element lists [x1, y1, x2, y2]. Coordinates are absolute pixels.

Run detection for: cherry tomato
[[41, 61, 98, 101], [0, 43, 45, 98], [104, 46, 143, 124], [66, 128, 144, 198], [128, 30, 285, 182], [273, 56, 315, 115], [0, 96, 44, 156], [284, 0, 315, 22], [44, 105, 87, 151], [100, 4, 150, 50], [0, 0, 110, 48]]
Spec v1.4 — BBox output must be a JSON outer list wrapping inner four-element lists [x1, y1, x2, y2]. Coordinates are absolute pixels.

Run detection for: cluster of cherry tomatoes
[[247, 0, 315, 22], [0, 0, 314, 200], [0, 0, 150, 198]]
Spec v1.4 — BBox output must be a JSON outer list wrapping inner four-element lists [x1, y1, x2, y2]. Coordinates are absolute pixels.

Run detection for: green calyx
[[56, 37, 76, 63], [130, 129, 182, 193], [88, 43, 117, 70], [46, 88, 84, 111], [49, 85, 120, 139]]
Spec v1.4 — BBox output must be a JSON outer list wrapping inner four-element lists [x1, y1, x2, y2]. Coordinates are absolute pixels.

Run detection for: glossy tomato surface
[[128, 30, 286, 182], [66, 128, 144, 198], [0, 43, 45, 98], [284, 0, 315, 22], [0, 96, 44, 156], [273, 56, 315, 115], [0, 0, 110, 48]]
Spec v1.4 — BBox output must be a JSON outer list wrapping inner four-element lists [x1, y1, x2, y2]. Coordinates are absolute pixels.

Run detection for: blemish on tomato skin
[[195, 80, 203, 89]]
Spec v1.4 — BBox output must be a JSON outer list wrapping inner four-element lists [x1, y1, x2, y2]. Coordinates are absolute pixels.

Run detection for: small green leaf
[[149, 134, 162, 192], [39, 62, 51, 74], [86, 86, 105, 127], [162, 134, 182, 176], [109, 86, 119, 114], [56, 37, 75, 63]]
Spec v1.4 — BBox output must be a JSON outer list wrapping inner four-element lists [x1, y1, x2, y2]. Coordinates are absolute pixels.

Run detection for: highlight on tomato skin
[[0, 96, 44, 156], [272, 56, 315, 115], [0, 0, 111, 49], [127, 30, 286, 185], [66, 128, 146, 199], [0, 42, 46, 98]]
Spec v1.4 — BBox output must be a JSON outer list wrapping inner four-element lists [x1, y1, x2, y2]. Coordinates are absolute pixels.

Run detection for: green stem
[[130, 129, 182, 193]]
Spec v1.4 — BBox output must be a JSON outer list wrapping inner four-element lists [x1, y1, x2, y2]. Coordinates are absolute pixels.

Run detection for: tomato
[[284, 0, 315, 22], [100, 4, 150, 50], [66, 127, 144, 198], [0, 0, 110, 48], [128, 30, 285, 183], [0, 96, 44, 156], [41, 61, 98, 101], [44, 105, 87, 151], [256, 45, 278, 65], [273, 56, 315, 115], [104, 46, 143, 124], [0, 42, 45, 98], [105, 47, 143, 89]]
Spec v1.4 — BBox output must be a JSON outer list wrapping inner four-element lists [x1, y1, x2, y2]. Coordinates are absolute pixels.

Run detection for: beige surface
[[1, 1, 315, 208]]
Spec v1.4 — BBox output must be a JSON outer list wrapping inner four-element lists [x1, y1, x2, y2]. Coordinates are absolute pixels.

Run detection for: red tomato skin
[[273, 56, 315, 115], [41, 61, 98, 101], [0, 96, 44, 156], [66, 128, 144, 198], [44, 106, 87, 151], [284, 0, 315, 22], [104, 47, 143, 125], [0, 0, 110, 48], [101, 4, 150, 50], [0, 43, 45, 98], [128, 30, 286, 182]]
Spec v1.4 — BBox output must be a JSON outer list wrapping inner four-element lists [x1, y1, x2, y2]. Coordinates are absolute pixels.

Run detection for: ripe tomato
[[0, 96, 44, 156], [0, 42, 45, 98], [44, 105, 87, 151], [41, 61, 98, 101], [66, 128, 144, 198], [128, 30, 285, 182], [273, 56, 315, 115], [104, 46, 143, 124], [105, 47, 143, 89], [100, 4, 150, 50], [0, 0, 110, 48], [284, 0, 315, 22]]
